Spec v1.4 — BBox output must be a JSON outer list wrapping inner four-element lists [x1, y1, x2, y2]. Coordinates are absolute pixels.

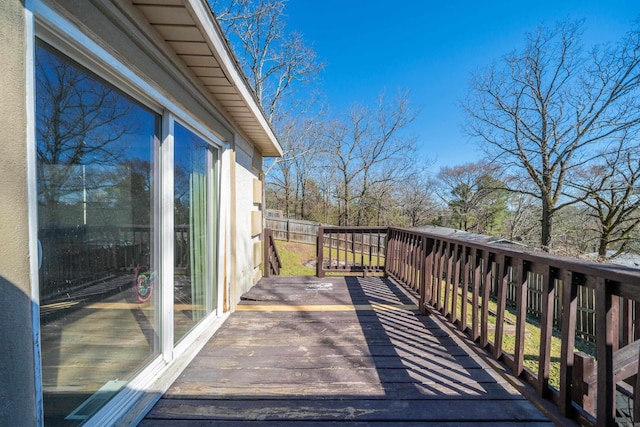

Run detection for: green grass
[[273, 240, 316, 276], [435, 284, 595, 390], [323, 246, 385, 268], [273, 240, 385, 276]]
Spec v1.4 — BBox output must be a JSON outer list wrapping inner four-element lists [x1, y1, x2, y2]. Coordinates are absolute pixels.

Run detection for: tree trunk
[[597, 236, 609, 260], [541, 200, 553, 252]]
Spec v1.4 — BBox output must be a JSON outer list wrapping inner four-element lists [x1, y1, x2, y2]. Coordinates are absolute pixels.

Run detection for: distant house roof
[[415, 225, 524, 248], [133, 0, 283, 157], [582, 251, 640, 268]]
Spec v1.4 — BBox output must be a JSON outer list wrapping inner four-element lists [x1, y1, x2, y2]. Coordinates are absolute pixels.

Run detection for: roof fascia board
[[185, 0, 283, 157]]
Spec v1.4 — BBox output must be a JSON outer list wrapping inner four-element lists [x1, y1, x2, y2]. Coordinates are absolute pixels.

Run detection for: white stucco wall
[[234, 136, 261, 297]]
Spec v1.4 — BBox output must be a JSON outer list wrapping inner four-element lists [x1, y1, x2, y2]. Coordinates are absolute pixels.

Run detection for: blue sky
[[284, 1, 639, 171]]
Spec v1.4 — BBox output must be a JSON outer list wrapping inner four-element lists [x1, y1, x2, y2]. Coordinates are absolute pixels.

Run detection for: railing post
[[420, 236, 433, 315], [493, 255, 508, 360], [316, 227, 324, 278], [444, 242, 453, 318], [538, 266, 556, 397], [559, 270, 578, 417], [471, 248, 481, 342], [595, 277, 615, 426], [573, 352, 595, 414], [451, 245, 462, 327], [511, 259, 526, 376], [384, 228, 393, 277], [480, 252, 493, 349], [460, 246, 470, 333]]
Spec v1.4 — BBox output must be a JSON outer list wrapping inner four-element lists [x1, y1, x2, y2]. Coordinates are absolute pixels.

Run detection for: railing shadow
[[346, 276, 525, 399], [141, 275, 552, 424]]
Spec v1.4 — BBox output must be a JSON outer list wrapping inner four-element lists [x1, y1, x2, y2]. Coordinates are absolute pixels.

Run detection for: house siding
[[0, 2, 40, 426], [1, 1, 280, 423], [234, 136, 262, 296]]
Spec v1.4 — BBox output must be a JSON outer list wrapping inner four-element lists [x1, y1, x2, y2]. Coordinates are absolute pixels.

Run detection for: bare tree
[[325, 92, 417, 226], [267, 117, 325, 218], [570, 139, 640, 259], [463, 19, 640, 251], [501, 192, 540, 245], [212, 0, 323, 123], [211, 0, 326, 222], [398, 172, 438, 227]]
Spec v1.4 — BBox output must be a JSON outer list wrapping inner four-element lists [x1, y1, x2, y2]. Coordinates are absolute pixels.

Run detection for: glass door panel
[[36, 42, 161, 425], [173, 123, 217, 343]]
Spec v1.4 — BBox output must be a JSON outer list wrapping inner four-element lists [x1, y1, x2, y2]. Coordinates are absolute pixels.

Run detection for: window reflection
[[36, 42, 160, 425], [174, 123, 217, 343]]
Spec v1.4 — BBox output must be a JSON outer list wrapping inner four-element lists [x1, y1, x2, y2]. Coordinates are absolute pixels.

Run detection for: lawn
[[273, 240, 384, 275], [273, 240, 316, 276], [435, 285, 595, 391]]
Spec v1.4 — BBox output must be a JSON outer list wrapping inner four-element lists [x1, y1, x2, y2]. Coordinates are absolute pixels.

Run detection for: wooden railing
[[263, 228, 282, 277], [317, 226, 640, 426], [316, 226, 386, 277]]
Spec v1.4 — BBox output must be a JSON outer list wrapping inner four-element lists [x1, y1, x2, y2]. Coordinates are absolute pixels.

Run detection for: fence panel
[[265, 218, 320, 244]]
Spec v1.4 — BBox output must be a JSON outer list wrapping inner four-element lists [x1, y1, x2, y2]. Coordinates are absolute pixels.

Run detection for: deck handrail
[[263, 228, 282, 277], [316, 225, 640, 426], [316, 226, 387, 277]]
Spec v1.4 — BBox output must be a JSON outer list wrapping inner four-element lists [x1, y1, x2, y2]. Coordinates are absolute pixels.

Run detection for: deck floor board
[[141, 276, 555, 425]]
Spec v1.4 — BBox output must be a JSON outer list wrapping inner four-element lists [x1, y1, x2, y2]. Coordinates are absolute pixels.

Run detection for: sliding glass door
[[36, 41, 221, 425], [36, 41, 161, 425], [173, 123, 218, 343]]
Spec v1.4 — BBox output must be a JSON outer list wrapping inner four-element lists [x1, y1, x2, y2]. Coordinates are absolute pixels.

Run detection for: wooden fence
[[502, 264, 597, 341], [316, 226, 640, 426], [265, 218, 320, 244]]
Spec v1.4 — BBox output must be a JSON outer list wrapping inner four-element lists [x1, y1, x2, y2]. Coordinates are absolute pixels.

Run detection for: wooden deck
[[141, 276, 558, 426]]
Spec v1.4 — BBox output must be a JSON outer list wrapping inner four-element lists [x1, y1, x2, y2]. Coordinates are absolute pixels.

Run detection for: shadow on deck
[[141, 276, 561, 426]]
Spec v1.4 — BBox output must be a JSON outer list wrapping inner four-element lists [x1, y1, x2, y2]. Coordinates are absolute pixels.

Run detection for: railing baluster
[[420, 236, 432, 315], [481, 252, 492, 348], [407, 232, 412, 286], [460, 246, 470, 333], [472, 248, 481, 342], [513, 259, 528, 377], [559, 270, 578, 417], [413, 234, 420, 291], [537, 265, 556, 398], [397, 231, 404, 282], [436, 241, 446, 312], [494, 255, 508, 360], [622, 297, 633, 347], [451, 244, 461, 326], [408, 233, 415, 289], [444, 242, 453, 317]]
